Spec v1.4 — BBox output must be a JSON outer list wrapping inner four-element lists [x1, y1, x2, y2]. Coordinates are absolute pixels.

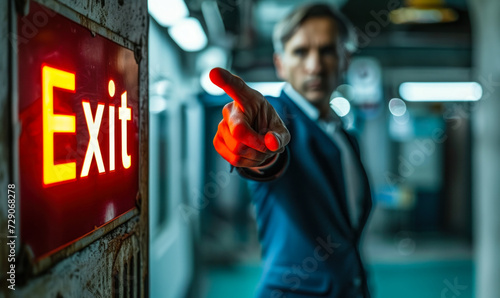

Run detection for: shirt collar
[[283, 83, 342, 125], [283, 83, 320, 121]]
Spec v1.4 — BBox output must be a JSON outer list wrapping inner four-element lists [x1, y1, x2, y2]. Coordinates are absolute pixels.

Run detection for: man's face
[[275, 17, 346, 107]]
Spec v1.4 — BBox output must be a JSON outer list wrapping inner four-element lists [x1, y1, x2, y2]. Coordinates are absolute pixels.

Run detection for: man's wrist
[[236, 147, 289, 182], [247, 153, 280, 175]]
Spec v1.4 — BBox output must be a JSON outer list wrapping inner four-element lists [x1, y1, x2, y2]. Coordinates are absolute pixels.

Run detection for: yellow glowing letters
[[42, 66, 76, 185], [42, 66, 133, 186], [109, 104, 115, 171], [80, 101, 105, 177], [119, 92, 131, 169]]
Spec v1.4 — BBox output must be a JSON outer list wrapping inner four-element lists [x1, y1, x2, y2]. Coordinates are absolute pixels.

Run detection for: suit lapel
[[339, 128, 373, 234], [280, 92, 356, 239]]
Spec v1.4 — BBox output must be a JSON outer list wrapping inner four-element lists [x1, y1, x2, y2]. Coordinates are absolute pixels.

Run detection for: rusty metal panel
[[50, 0, 146, 45], [31, 0, 144, 50], [15, 218, 142, 297], [0, 0, 149, 296]]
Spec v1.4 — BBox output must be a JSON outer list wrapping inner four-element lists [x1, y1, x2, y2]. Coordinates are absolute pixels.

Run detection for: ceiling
[[185, 0, 472, 81]]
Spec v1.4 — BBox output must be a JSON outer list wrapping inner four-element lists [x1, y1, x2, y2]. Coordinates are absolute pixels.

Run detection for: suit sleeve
[[236, 146, 289, 182]]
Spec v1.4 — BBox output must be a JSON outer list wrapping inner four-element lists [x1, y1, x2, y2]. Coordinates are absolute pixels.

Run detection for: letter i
[[109, 80, 116, 171]]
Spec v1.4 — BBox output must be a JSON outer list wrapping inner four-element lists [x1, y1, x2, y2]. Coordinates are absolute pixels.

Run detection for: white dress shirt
[[283, 83, 363, 229]]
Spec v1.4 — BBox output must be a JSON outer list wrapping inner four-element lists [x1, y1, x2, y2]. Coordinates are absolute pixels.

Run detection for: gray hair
[[272, 3, 357, 55]]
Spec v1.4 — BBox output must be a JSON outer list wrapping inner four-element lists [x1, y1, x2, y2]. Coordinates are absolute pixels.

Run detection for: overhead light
[[405, 0, 445, 6], [247, 82, 286, 98], [148, 0, 189, 27], [150, 95, 168, 113], [388, 98, 407, 116], [393, 111, 411, 125], [151, 80, 171, 97], [196, 47, 227, 72], [390, 7, 458, 24], [399, 82, 483, 102], [200, 69, 225, 96], [168, 17, 208, 52], [330, 97, 351, 117], [149, 79, 170, 113]]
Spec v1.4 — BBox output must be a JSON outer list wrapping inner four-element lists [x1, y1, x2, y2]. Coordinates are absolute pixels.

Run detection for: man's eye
[[320, 46, 337, 56], [293, 48, 307, 57]]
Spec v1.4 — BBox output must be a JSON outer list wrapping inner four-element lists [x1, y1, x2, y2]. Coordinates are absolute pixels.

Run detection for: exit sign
[[17, 2, 139, 260]]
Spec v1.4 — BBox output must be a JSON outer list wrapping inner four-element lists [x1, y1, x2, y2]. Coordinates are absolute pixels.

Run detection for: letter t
[[119, 91, 131, 169]]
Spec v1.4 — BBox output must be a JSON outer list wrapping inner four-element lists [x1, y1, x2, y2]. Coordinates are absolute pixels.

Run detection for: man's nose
[[304, 51, 323, 75]]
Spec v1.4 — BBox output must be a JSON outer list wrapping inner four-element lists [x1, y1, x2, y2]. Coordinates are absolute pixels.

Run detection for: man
[[211, 3, 372, 297]]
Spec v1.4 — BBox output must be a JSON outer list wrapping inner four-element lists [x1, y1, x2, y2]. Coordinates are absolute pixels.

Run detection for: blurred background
[[147, 0, 500, 297]]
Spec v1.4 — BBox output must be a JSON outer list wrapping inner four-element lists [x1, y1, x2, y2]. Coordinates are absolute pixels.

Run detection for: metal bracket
[[134, 45, 142, 64], [135, 191, 142, 210], [15, 0, 30, 16]]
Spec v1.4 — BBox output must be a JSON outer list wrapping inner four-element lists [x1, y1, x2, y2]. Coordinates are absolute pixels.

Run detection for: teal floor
[[205, 259, 474, 298]]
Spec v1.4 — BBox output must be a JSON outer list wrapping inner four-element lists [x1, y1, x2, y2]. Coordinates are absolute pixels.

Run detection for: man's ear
[[273, 53, 286, 80]]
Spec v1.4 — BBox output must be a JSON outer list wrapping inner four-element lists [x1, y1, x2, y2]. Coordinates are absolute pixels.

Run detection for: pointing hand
[[211, 68, 290, 168]]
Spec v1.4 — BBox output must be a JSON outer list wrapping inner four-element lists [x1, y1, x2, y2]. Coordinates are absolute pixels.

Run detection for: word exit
[[42, 65, 132, 186]]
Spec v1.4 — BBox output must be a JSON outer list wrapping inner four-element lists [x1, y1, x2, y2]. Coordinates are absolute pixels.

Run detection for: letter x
[[81, 101, 105, 177]]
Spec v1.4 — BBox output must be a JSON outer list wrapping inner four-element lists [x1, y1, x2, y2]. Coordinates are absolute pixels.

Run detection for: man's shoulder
[[264, 92, 288, 107], [264, 92, 298, 118], [266, 91, 311, 130]]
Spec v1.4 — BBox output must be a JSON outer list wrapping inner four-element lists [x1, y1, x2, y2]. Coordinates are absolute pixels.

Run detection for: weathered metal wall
[[0, 1, 15, 295], [0, 0, 148, 296]]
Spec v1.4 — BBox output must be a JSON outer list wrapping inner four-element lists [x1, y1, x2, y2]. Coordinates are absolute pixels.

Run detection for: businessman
[[211, 3, 372, 297]]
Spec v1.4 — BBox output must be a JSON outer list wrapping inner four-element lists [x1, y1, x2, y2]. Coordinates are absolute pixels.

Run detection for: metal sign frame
[[1, 0, 148, 295]]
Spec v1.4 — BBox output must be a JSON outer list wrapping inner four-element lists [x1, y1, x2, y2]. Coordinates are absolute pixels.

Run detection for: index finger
[[209, 67, 260, 112]]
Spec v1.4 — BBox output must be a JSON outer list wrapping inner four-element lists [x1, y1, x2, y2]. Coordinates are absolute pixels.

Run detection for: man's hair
[[272, 3, 357, 55]]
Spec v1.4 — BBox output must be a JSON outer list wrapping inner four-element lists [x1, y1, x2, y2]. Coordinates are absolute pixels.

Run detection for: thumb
[[264, 128, 289, 152], [265, 132, 281, 152], [264, 111, 290, 152]]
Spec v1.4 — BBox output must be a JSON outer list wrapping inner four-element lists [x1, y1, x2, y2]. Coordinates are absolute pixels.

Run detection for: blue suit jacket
[[239, 91, 373, 297]]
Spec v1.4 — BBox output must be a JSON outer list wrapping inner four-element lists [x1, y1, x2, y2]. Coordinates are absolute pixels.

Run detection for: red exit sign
[[17, 2, 139, 259], [41, 65, 133, 185]]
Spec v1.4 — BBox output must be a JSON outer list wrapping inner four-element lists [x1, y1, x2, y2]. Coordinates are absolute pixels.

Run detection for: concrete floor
[[203, 234, 474, 298], [204, 260, 473, 298]]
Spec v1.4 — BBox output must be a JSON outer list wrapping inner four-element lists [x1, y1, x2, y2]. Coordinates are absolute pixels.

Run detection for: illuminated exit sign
[[17, 2, 139, 260]]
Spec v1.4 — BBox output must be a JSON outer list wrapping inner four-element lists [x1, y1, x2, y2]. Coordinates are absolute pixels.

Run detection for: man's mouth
[[305, 78, 325, 90]]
